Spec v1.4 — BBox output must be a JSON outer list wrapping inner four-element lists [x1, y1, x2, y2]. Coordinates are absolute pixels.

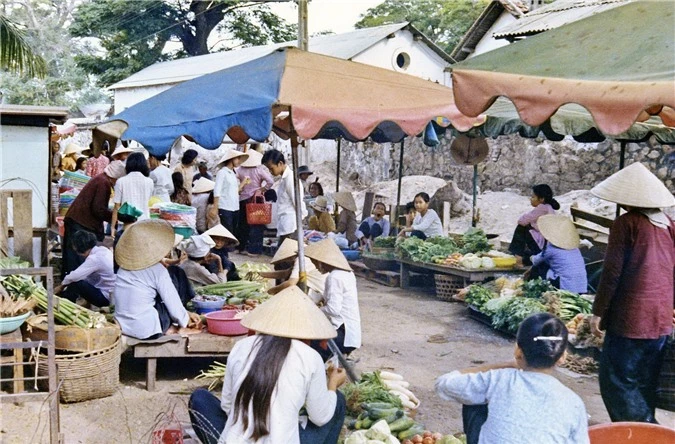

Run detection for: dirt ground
[[8, 258, 668, 443]]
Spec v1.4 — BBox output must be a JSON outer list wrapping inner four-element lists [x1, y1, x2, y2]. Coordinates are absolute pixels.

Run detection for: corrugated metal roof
[[110, 23, 417, 90], [493, 0, 631, 39]]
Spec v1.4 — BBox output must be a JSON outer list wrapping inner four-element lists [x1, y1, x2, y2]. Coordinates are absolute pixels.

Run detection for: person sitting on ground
[[193, 161, 213, 182], [55, 231, 114, 307], [148, 153, 174, 202], [399, 192, 443, 240], [308, 196, 336, 234], [509, 184, 560, 265], [180, 234, 229, 287], [189, 286, 347, 444], [204, 224, 240, 282], [356, 202, 390, 248], [305, 238, 361, 361], [192, 177, 216, 233], [332, 191, 358, 249], [171, 171, 192, 206], [261, 239, 325, 300], [435, 312, 589, 444], [75, 157, 88, 176], [114, 220, 201, 340], [529, 215, 588, 293]]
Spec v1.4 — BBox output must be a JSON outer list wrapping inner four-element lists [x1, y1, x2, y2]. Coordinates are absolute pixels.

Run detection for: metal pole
[[395, 140, 404, 226], [472, 164, 478, 227], [290, 131, 307, 291], [336, 138, 341, 193], [616, 141, 627, 218], [297, 0, 308, 51]]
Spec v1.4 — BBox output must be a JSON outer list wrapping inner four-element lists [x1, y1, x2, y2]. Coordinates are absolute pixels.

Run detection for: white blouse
[[275, 167, 307, 237], [219, 336, 337, 444], [150, 165, 174, 202], [321, 269, 361, 349], [412, 209, 444, 238], [113, 171, 154, 219]]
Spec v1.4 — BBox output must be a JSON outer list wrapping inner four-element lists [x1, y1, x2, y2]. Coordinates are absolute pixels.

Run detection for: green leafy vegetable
[[521, 278, 556, 299], [460, 228, 491, 254], [542, 290, 592, 321], [373, 237, 397, 248], [341, 371, 403, 416], [492, 297, 547, 335], [464, 285, 497, 311], [395, 236, 459, 263]]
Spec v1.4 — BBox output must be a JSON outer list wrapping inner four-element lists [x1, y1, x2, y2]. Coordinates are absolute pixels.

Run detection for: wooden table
[[130, 332, 247, 391], [0, 328, 25, 394], [398, 258, 526, 289]]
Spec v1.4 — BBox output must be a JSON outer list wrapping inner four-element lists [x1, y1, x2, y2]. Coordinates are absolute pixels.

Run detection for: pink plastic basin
[[588, 422, 675, 444], [204, 310, 249, 336]]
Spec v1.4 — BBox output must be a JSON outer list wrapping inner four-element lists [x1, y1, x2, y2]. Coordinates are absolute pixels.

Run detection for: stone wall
[[336, 134, 675, 197]]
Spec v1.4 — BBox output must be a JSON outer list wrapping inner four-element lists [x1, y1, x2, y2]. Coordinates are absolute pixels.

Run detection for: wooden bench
[[123, 332, 247, 391]]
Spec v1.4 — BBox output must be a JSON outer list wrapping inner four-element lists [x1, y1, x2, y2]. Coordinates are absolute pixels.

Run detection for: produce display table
[[124, 332, 247, 391], [398, 258, 526, 289]]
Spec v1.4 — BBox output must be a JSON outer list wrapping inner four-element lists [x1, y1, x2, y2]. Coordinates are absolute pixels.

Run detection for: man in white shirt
[[148, 153, 174, 202], [54, 231, 114, 307], [262, 149, 307, 243]]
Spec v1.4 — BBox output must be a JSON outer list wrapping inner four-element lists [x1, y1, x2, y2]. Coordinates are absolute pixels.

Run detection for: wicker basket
[[38, 339, 121, 403], [434, 274, 467, 302]]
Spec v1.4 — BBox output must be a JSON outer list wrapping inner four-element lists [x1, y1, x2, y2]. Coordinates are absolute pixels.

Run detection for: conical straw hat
[[591, 162, 674, 208], [115, 220, 175, 271], [240, 149, 263, 168], [217, 149, 248, 168], [63, 142, 85, 156], [537, 215, 580, 250], [193, 177, 215, 194], [271, 238, 298, 264], [204, 224, 239, 245], [241, 286, 337, 340], [305, 238, 352, 272], [333, 191, 357, 212], [111, 146, 134, 159]]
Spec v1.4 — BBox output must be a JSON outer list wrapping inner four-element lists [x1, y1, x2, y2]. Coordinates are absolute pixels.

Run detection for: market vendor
[[398, 192, 443, 239], [114, 220, 201, 339], [262, 239, 325, 299], [212, 149, 249, 235], [192, 177, 217, 233], [62, 161, 126, 278], [436, 313, 589, 444], [356, 202, 390, 247], [188, 286, 346, 444], [55, 231, 114, 307], [180, 234, 229, 287], [193, 161, 213, 182], [204, 224, 240, 282], [305, 238, 361, 361], [61, 142, 85, 172], [529, 214, 588, 293], [174, 149, 199, 196], [298, 165, 314, 194], [148, 153, 174, 203], [333, 191, 358, 249], [589, 163, 675, 423], [308, 196, 336, 234], [509, 184, 560, 265], [110, 145, 134, 162]]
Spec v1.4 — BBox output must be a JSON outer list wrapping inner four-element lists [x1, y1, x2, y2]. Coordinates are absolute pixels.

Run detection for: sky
[[267, 0, 385, 35]]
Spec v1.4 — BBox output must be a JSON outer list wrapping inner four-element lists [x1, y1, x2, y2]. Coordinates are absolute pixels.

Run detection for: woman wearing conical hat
[[588, 163, 675, 423], [529, 215, 588, 294], [305, 238, 361, 362], [188, 286, 347, 444], [61, 142, 85, 172]]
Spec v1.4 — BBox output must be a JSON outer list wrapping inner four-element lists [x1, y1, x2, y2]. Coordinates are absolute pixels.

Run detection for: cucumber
[[361, 402, 397, 410], [366, 407, 400, 419], [346, 418, 357, 430], [382, 409, 405, 424], [227, 297, 244, 305], [398, 425, 426, 440], [355, 417, 373, 430], [388, 417, 415, 433], [357, 411, 369, 420]]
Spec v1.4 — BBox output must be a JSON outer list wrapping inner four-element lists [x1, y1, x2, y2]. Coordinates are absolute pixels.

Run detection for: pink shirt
[[517, 203, 555, 248], [236, 165, 274, 201], [85, 155, 109, 178]]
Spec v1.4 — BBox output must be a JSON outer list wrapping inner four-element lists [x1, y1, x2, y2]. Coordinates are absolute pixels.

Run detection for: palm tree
[[0, 14, 47, 78]]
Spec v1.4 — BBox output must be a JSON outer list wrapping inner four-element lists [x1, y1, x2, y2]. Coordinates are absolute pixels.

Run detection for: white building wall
[[352, 30, 449, 85], [469, 13, 517, 58], [113, 84, 175, 114]]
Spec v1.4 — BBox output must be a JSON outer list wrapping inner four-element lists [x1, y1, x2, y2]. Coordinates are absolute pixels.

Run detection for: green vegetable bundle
[[521, 278, 555, 299], [395, 236, 459, 263], [373, 236, 397, 248], [195, 280, 264, 298], [341, 371, 402, 416], [195, 361, 227, 391], [460, 228, 491, 254], [542, 290, 592, 321], [465, 285, 497, 311], [492, 297, 547, 335]]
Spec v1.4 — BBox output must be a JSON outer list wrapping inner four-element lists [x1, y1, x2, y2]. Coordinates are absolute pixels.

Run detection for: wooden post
[[362, 192, 375, 222], [290, 131, 307, 292], [616, 141, 627, 218], [0, 190, 33, 261], [395, 140, 404, 224]]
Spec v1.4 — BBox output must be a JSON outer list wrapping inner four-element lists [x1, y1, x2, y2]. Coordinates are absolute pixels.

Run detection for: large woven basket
[[434, 274, 466, 302], [38, 339, 121, 403]]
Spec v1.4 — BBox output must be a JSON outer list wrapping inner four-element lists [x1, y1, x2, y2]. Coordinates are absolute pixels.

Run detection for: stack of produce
[[566, 314, 604, 349], [396, 236, 459, 264], [195, 280, 268, 306], [237, 263, 271, 288], [153, 202, 197, 230], [0, 280, 37, 318], [195, 361, 227, 390], [374, 237, 397, 249]]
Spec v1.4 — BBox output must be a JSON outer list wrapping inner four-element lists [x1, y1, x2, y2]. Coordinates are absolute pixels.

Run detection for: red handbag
[[246, 192, 272, 225]]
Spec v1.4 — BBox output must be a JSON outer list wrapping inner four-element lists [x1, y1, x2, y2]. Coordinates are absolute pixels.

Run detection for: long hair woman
[[188, 286, 347, 444], [509, 184, 560, 265]]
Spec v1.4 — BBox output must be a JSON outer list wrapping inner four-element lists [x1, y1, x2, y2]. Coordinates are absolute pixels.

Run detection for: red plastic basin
[[589, 422, 675, 444], [204, 310, 249, 336]]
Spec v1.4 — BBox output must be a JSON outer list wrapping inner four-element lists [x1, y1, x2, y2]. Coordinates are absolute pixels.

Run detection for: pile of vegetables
[[459, 228, 491, 255], [195, 280, 268, 306], [0, 281, 36, 318], [195, 361, 227, 390], [464, 285, 497, 312], [541, 290, 592, 322], [345, 418, 463, 444], [396, 237, 459, 264], [0, 258, 106, 328], [341, 371, 403, 417], [521, 278, 555, 299], [374, 237, 397, 249], [491, 297, 547, 335], [237, 263, 271, 287], [566, 314, 604, 349]]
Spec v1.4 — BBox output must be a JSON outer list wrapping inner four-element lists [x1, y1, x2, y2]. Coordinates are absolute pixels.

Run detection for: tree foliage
[[0, 13, 47, 78], [70, 0, 297, 87], [355, 0, 489, 55]]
